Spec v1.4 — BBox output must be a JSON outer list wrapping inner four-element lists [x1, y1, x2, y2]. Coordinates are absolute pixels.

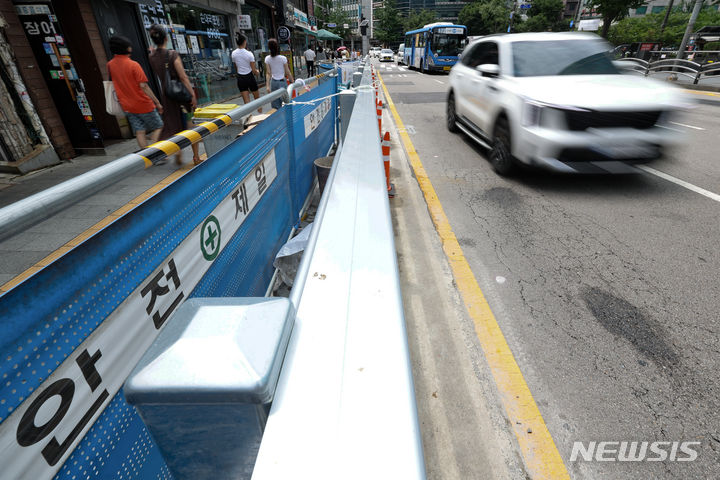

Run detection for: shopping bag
[[104, 80, 124, 116]]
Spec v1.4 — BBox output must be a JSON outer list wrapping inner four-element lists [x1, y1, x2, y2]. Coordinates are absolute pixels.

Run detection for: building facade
[[0, 0, 290, 173]]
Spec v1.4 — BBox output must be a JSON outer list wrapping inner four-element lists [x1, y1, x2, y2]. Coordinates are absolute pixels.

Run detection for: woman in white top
[[265, 38, 293, 110], [231, 33, 261, 112]]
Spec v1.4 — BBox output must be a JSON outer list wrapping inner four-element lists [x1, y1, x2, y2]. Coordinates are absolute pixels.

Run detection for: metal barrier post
[[338, 89, 357, 143], [124, 297, 294, 480], [352, 71, 363, 88]]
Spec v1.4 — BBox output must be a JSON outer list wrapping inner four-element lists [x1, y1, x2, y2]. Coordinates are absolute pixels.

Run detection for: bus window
[[432, 31, 466, 57]]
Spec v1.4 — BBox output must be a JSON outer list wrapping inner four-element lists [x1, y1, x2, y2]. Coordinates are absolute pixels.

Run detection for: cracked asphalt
[[379, 60, 720, 479]]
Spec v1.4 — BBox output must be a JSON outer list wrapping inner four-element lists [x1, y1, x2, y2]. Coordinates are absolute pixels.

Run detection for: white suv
[[370, 47, 382, 58], [447, 32, 689, 175]]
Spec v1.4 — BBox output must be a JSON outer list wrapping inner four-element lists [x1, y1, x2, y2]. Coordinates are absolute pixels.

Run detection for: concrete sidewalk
[[0, 90, 269, 290]]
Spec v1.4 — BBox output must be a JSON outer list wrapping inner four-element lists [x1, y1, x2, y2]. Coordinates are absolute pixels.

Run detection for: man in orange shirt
[[107, 36, 164, 149]]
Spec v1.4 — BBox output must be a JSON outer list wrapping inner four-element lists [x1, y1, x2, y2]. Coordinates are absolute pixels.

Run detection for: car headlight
[[522, 100, 585, 129], [522, 101, 542, 127]]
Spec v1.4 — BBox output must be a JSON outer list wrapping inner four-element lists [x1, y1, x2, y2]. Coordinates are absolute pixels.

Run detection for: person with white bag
[[106, 35, 164, 149]]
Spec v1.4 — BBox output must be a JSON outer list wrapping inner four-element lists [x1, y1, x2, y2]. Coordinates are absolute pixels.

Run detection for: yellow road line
[[378, 73, 570, 480], [685, 89, 720, 98], [0, 156, 205, 294]]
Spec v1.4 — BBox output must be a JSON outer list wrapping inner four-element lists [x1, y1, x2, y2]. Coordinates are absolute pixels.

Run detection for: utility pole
[[574, 0, 584, 30], [507, 1, 517, 33], [658, 0, 675, 39], [677, 0, 703, 60]]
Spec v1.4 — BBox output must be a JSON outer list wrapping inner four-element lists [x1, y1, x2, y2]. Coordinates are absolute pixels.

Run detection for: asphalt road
[[378, 58, 720, 479]]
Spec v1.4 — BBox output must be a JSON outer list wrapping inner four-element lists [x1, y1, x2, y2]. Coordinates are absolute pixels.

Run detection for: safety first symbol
[[0, 148, 277, 480]]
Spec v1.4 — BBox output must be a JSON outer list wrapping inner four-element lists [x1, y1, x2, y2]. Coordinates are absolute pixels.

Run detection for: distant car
[[447, 32, 690, 175], [370, 47, 382, 58], [380, 49, 394, 62], [397, 43, 405, 64]]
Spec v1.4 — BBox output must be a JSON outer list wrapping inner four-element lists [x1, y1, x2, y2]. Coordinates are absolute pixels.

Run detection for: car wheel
[[446, 91, 460, 133], [490, 118, 516, 176]]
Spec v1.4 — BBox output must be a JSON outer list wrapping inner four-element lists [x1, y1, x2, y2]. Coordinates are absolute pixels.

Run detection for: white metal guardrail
[[617, 57, 720, 85], [251, 63, 426, 480]]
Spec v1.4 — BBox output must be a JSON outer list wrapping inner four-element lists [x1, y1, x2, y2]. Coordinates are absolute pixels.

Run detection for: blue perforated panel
[[53, 393, 172, 480], [289, 76, 338, 217], [0, 82, 338, 479]]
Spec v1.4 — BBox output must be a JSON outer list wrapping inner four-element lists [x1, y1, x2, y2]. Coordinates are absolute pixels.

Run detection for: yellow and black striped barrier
[[137, 70, 336, 168], [138, 116, 235, 167]]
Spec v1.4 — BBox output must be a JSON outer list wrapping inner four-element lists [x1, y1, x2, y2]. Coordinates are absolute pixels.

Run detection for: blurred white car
[[397, 43, 405, 64], [447, 32, 691, 175], [370, 47, 382, 58], [380, 49, 394, 62]]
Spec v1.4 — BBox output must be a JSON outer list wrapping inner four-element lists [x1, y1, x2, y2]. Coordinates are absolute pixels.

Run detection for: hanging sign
[[278, 26, 291, 42]]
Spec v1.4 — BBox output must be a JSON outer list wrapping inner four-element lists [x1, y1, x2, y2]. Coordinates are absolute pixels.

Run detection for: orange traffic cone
[[376, 100, 383, 134], [382, 131, 394, 197]]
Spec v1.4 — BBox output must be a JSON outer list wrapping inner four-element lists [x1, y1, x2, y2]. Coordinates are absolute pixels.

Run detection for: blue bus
[[403, 23, 467, 73]]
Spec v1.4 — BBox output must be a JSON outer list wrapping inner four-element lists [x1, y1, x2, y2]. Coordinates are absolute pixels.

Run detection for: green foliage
[[516, 0, 571, 32], [608, 8, 720, 45], [588, 0, 647, 37], [315, 0, 352, 39], [375, 0, 406, 45], [404, 9, 439, 32], [458, 0, 511, 36]]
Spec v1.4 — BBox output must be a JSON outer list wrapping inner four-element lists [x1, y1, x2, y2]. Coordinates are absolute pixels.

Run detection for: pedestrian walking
[[304, 45, 316, 77], [147, 24, 201, 165], [232, 32, 262, 113], [265, 38, 293, 111], [107, 35, 164, 149]]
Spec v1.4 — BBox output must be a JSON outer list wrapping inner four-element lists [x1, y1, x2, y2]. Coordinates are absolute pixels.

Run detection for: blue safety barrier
[[0, 74, 338, 480]]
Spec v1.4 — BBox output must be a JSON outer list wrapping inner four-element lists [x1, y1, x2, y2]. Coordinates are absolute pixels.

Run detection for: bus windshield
[[431, 33, 465, 57]]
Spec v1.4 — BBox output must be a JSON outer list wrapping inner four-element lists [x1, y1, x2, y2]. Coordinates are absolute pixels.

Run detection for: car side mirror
[[476, 64, 500, 77]]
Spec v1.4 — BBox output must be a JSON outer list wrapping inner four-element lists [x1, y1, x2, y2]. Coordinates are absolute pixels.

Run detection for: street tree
[[404, 9, 439, 32], [375, 0, 406, 46], [588, 0, 646, 37], [516, 0, 570, 32], [608, 8, 720, 45], [315, 0, 352, 40], [458, 0, 511, 36]]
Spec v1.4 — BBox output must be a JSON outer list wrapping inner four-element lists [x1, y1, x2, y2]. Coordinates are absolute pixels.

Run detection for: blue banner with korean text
[[0, 75, 338, 480]]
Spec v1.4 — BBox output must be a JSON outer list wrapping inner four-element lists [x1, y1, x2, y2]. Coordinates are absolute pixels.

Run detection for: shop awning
[[298, 26, 318, 37], [317, 29, 342, 41]]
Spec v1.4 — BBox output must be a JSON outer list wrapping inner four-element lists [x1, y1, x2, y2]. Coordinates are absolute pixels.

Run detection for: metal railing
[[617, 56, 720, 85], [0, 74, 336, 243], [252, 62, 426, 479]]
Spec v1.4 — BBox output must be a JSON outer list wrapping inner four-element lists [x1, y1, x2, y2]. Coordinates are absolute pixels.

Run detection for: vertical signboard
[[15, 2, 103, 150]]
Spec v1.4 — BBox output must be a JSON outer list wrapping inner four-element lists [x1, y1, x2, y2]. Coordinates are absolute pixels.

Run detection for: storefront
[[93, 0, 242, 108], [163, 2, 235, 105], [237, 0, 275, 85], [14, 1, 106, 153]]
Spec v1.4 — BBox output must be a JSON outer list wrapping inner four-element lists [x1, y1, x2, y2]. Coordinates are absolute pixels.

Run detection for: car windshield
[[432, 34, 465, 57], [511, 40, 618, 77], [382, 49, 393, 54]]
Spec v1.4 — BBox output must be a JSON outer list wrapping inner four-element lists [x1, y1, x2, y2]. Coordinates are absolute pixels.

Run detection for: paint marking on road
[[669, 121, 705, 130], [378, 72, 571, 480], [685, 89, 720, 99], [434, 79, 445, 85], [638, 165, 720, 203]]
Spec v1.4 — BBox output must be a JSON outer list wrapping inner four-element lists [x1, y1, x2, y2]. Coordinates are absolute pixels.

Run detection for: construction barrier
[[0, 73, 339, 480]]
